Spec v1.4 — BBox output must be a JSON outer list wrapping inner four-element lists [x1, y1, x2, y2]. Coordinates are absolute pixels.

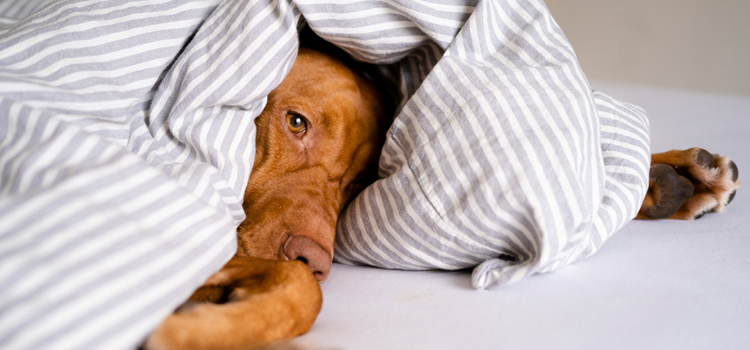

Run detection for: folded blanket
[[0, 1, 649, 349]]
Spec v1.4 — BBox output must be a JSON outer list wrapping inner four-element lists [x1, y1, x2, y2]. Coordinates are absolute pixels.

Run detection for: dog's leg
[[144, 256, 322, 350], [637, 148, 740, 220]]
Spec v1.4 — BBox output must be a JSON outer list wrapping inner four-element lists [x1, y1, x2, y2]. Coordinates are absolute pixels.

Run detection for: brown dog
[[145, 47, 388, 350], [145, 47, 740, 349]]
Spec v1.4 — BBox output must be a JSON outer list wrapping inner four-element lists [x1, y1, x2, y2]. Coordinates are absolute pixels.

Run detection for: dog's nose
[[283, 235, 331, 282]]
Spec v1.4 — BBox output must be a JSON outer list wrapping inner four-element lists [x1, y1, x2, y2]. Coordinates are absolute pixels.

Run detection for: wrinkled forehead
[[276, 49, 361, 104]]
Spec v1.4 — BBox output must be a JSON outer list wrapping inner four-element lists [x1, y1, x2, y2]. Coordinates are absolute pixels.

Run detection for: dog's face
[[237, 48, 387, 282]]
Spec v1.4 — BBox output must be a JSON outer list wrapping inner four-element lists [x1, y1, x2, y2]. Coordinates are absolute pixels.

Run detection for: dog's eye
[[286, 113, 307, 134]]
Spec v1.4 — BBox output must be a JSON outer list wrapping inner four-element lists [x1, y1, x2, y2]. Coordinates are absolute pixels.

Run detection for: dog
[[144, 44, 389, 350], [144, 44, 740, 350]]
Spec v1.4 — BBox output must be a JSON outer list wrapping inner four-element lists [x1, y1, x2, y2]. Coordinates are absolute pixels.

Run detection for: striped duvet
[[0, 0, 650, 349]]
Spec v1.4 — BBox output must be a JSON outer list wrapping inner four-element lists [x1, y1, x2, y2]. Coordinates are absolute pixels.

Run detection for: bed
[[0, 1, 744, 349]]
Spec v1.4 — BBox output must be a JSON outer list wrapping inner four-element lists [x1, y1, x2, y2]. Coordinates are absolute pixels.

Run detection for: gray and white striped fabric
[[0, 0, 649, 349], [330, 0, 650, 288]]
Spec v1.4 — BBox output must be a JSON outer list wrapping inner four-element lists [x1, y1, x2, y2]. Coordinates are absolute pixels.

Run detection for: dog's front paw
[[143, 257, 322, 350], [638, 148, 740, 220]]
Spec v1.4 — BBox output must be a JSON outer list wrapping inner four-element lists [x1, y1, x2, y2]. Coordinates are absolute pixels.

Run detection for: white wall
[[544, 0, 750, 97]]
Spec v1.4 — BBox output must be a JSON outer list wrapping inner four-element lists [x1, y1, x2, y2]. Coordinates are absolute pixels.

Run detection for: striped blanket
[[0, 0, 650, 349]]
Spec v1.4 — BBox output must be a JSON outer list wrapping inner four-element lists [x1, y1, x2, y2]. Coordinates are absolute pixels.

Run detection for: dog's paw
[[143, 257, 322, 350], [638, 148, 740, 220]]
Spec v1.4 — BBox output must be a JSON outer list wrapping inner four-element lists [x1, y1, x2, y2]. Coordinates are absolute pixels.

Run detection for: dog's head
[[237, 47, 388, 281]]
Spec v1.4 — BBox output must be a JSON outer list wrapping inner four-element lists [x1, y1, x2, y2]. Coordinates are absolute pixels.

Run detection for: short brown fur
[[145, 47, 388, 350], [638, 147, 739, 220]]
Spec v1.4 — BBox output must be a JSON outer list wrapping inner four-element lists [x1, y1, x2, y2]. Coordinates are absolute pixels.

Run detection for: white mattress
[[295, 82, 750, 350]]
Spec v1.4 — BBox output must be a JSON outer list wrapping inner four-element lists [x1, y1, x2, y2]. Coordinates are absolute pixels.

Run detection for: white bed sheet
[[294, 82, 750, 350]]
